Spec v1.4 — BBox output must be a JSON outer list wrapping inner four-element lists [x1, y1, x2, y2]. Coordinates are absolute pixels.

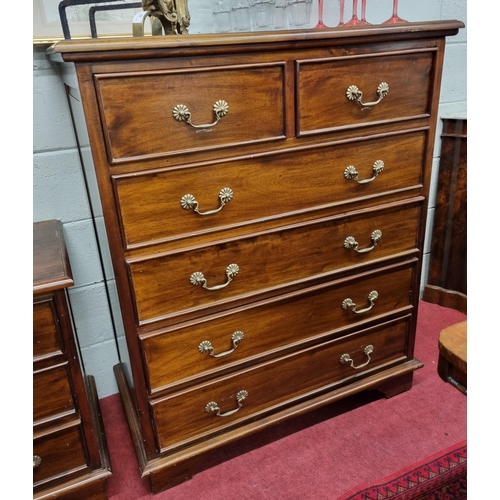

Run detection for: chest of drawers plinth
[[49, 21, 463, 493]]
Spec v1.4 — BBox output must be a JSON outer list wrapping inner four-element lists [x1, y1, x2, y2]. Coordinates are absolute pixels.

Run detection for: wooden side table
[[438, 321, 467, 395]]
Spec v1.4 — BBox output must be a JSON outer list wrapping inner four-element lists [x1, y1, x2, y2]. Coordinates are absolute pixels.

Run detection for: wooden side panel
[[424, 119, 467, 304]]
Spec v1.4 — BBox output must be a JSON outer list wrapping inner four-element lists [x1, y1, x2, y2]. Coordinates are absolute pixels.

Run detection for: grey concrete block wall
[[33, 0, 467, 399]]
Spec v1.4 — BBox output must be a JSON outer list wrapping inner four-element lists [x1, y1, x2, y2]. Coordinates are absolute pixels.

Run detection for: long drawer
[[296, 50, 435, 136], [114, 130, 427, 249], [141, 260, 416, 393], [33, 421, 88, 487], [95, 64, 286, 164], [150, 314, 410, 451], [128, 201, 420, 325]]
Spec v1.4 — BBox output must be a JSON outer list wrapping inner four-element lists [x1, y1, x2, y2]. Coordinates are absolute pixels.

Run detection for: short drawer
[[150, 315, 410, 451], [114, 130, 426, 249], [33, 364, 75, 424], [142, 260, 415, 393], [129, 201, 420, 325], [296, 50, 434, 135], [33, 421, 88, 487], [33, 298, 64, 360], [95, 63, 285, 164]]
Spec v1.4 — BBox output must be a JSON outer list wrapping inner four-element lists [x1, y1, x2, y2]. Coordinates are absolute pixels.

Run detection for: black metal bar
[[58, 0, 124, 39], [89, 2, 142, 38]]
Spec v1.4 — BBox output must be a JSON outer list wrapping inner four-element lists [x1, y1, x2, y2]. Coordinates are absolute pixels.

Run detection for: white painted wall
[[32, 0, 467, 399]]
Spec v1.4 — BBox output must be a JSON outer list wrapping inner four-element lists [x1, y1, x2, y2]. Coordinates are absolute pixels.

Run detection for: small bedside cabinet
[[33, 220, 111, 500]]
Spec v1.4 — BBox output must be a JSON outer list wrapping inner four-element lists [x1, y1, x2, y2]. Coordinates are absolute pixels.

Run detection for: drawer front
[[142, 261, 415, 393], [114, 130, 426, 249], [33, 423, 87, 486], [96, 64, 285, 163], [33, 364, 75, 423], [129, 202, 420, 325], [297, 51, 434, 135], [33, 298, 64, 359], [151, 315, 410, 450]]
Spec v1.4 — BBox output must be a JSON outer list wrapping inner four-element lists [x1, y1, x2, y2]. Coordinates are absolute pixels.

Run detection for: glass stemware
[[338, 0, 345, 26], [315, 0, 327, 28], [344, 0, 362, 26], [359, 0, 370, 25], [384, 0, 406, 24]]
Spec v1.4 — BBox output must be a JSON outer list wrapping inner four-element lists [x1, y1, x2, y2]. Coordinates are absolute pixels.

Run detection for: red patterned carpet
[[338, 440, 467, 499]]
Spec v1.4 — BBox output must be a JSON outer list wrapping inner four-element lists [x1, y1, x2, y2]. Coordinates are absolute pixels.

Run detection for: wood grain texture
[[96, 64, 286, 163], [438, 320, 467, 394], [114, 131, 427, 250], [424, 119, 467, 312], [50, 22, 462, 493], [296, 50, 434, 135], [142, 260, 416, 394], [128, 203, 420, 325], [33, 220, 73, 294], [151, 316, 410, 451], [33, 221, 112, 498]]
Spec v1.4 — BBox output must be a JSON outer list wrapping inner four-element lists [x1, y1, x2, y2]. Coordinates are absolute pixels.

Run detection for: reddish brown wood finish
[[142, 260, 416, 394], [33, 221, 111, 499], [423, 118, 467, 313], [114, 131, 427, 251], [49, 22, 463, 493], [438, 320, 467, 394], [151, 316, 409, 451]]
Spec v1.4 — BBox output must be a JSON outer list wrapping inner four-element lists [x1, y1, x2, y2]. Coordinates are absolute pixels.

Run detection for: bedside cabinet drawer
[[33, 422, 88, 487], [142, 260, 416, 393], [95, 64, 286, 164], [33, 364, 75, 423], [33, 298, 64, 360], [297, 50, 434, 136], [150, 315, 410, 451], [129, 202, 419, 325], [114, 130, 426, 249]]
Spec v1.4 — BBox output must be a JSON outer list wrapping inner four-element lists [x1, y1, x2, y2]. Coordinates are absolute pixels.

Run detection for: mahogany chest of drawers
[[33, 220, 111, 499], [49, 21, 463, 493]]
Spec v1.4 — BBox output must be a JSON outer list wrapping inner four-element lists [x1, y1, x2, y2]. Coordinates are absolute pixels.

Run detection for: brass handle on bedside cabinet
[[180, 187, 234, 216], [344, 160, 384, 184], [33, 455, 42, 468], [199, 331, 244, 358], [205, 390, 248, 417], [190, 264, 239, 291], [344, 230, 382, 253], [340, 345, 374, 370], [346, 82, 389, 108], [172, 100, 229, 129], [342, 290, 378, 314]]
